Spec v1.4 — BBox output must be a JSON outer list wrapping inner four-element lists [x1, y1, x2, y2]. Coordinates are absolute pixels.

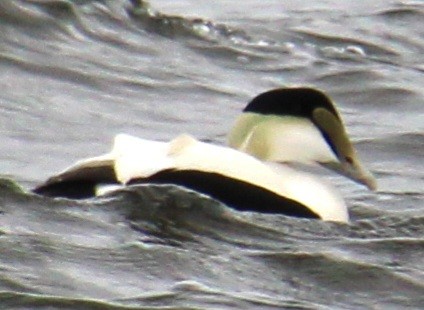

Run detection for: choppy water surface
[[0, 0, 423, 309]]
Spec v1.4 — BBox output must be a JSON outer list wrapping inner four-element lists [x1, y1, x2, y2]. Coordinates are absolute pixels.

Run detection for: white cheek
[[267, 118, 338, 164]]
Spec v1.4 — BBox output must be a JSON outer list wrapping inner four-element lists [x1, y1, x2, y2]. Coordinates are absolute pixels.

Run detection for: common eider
[[33, 87, 376, 222]]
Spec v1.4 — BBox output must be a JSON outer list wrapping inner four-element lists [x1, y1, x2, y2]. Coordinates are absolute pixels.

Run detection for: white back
[[113, 134, 173, 184], [112, 134, 348, 222]]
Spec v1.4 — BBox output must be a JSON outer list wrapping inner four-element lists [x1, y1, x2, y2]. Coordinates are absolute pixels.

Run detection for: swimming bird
[[33, 87, 376, 222]]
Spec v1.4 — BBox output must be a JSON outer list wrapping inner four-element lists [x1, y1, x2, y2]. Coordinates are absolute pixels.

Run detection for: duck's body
[[34, 134, 348, 221], [33, 87, 376, 223]]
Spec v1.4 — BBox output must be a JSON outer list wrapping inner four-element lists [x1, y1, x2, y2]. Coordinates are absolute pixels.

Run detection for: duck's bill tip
[[320, 161, 377, 191], [351, 163, 377, 191], [360, 174, 377, 191]]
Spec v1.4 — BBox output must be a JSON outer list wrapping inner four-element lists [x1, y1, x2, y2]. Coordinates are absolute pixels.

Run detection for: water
[[0, 0, 423, 309]]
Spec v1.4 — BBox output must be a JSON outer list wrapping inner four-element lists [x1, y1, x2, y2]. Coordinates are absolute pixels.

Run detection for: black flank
[[129, 169, 320, 219]]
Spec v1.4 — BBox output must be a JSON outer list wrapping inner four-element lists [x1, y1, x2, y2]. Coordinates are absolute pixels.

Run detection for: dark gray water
[[0, 0, 423, 309]]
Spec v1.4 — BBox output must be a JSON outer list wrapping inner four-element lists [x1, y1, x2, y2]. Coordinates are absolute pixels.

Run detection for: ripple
[[332, 86, 420, 107], [371, 133, 424, 159], [0, 291, 178, 310], [293, 28, 399, 57], [375, 6, 424, 19], [250, 250, 424, 308], [126, 0, 272, 50]]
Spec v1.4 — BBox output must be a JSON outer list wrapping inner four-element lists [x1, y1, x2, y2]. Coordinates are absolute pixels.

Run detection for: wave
[[1, 177, 423, 240], [0, 289, 322, 310], [3, 0, 419, 75], [127, 0, 260, 45], [0, 0, 271, 48], [1, 177, 423, 308], [375, 3, 424, 19]]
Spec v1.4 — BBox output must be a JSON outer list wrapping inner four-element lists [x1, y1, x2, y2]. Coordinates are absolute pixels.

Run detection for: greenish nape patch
[[228, 113, 262, 149], [228, 113, 284, 159]]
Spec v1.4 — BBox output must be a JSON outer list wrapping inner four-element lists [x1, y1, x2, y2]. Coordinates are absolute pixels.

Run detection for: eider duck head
[[228, 87, 376, 190]]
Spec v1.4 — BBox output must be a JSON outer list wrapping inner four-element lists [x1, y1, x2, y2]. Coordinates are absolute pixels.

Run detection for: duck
[[33, 87, 376, 222]]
